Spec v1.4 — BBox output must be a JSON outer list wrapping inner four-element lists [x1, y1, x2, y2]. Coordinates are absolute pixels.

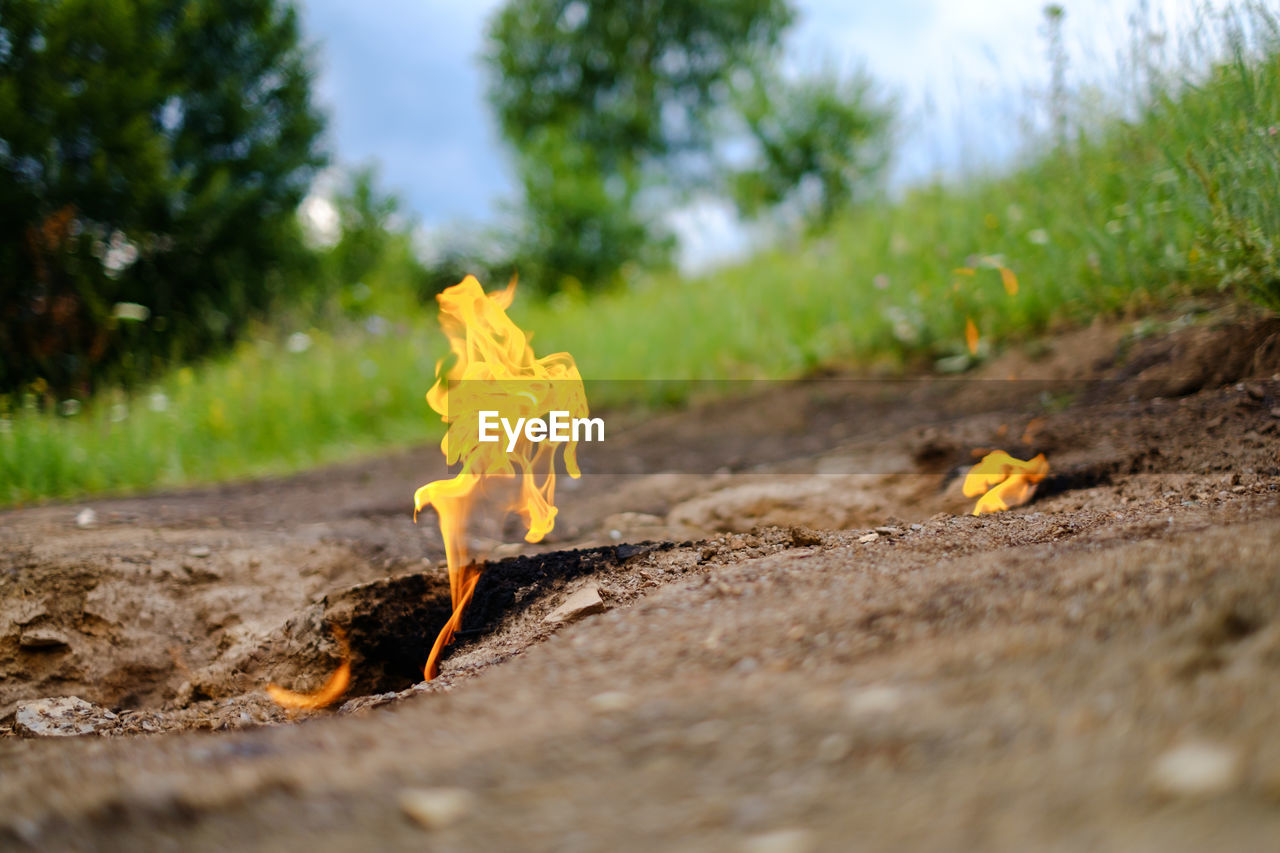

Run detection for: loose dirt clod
[[544, 585, 607, 624], [14, 697, 116, 737], [17, 628, 71, 650]]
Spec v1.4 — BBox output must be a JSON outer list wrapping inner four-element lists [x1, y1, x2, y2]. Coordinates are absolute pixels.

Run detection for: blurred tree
[[729, 66, 894, 230], [327, 166, 401, 297], [312, 165, 439, 318], [508, 124, 672, 292], [0, 0, 325, 395], [484, 0, 794, 290]]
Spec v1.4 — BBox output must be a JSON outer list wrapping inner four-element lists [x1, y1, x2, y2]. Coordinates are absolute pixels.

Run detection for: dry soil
[[2, 309, 1280, 851]]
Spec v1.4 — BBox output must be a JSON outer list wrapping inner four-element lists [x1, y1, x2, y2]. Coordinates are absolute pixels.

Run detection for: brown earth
[[2, 309, 1280, 851]]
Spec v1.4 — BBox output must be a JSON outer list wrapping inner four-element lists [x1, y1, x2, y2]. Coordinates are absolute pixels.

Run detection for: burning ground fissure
[[290, 541, 686, 700], [0, 531, 822, 735]]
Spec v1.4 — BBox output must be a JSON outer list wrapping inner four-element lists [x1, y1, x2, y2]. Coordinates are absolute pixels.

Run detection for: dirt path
[[2, 312, 1279, 851]]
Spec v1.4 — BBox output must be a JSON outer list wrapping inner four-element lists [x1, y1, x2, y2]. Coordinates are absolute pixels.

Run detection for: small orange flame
[[266, 624, 351, 710], [1000, 267, 1019, 296], [965, 316, 980, 356], [414, 275, 588, 679], [1019, 416, 1046, 445], [963, 450, 1049, 515]]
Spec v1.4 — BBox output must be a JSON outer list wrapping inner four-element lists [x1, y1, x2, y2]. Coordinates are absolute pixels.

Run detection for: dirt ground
[[2, 307, 1280, 851]]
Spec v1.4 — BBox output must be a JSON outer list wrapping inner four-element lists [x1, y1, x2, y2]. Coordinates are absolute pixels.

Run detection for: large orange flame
[[266, 275, 587, 709], [414, 275, 588, 679], [963, 449, 1049, 515]]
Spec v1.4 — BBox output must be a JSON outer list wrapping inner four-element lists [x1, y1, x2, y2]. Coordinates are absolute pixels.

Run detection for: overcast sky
[[295, 0, 1201, 268]]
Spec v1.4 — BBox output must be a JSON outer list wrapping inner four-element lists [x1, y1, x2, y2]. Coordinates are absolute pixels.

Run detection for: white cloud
[[666, 197, 754, 274], [298, 0, 512, 223]]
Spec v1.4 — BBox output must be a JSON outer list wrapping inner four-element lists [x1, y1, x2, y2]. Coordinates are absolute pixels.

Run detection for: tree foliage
[[325, 167, 402, 297], [488, 0, 793, 176], [508, 124, 671, 292], [0, 0, 325, 394], [484, 0, 794, 290], [730, 66, 895, 229]]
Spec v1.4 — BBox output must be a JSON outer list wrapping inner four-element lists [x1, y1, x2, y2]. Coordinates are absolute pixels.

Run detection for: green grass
[[0, 323, 443, 505], [3, 2, 1279, 507]]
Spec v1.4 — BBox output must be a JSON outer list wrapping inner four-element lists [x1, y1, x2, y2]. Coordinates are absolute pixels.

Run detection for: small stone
[[874, 526, 900, 536], [603, 511, 665, 531], [544, 585, 607, 624], [910, 523, 924, 531], [788, 527, 825, 547], [1271, 407, 1280, 418], [14, 697, 115, 737], [686, 719, 729, 746], [858, 532, 879, 544], [75, 508, 97, 529], [18, 628, 71, 650], [845, 685, 904, 717], [616, 542, 661, 561], [815, 732, 852, 763], [741, 828, 816, 853], [588, 691, 632, 713], [8, 817, 41, 845], [399, 787, 476, 829], [1149, 741, 1241, 798], [187, 545, 212, 558]]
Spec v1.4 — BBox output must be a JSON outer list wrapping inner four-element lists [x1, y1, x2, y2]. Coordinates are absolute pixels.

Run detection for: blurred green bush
[[0, 0, 326, 396], [729, 65, 895, 230]]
